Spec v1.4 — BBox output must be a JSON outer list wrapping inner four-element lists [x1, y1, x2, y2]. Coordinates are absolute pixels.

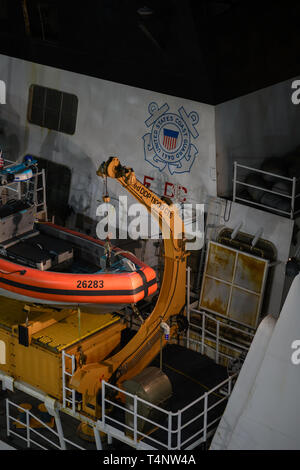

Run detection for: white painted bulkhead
[[211, 273, 300, 450], [215, 76, 300, 198], [0, 53, 216, 228]]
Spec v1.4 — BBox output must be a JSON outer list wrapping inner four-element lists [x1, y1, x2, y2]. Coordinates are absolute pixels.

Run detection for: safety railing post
[[133, 395, 137, 443], [201, 312, 205, 355], [216, 321, 220, 364], [203, 393, 208, 443], [26, 408, 30, 448], [177, 411, 182, 450], [71, 354, 76, 413], [167, 412, 172, 449], [186, 267, 191, 349], [102, 381, 105, 426], [233, 162, 237, 202], [6, 399, 10, 438], [62, 350, 66, 408]]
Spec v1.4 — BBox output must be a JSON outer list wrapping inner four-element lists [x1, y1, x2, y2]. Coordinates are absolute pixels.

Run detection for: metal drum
[[123, 367, 172, 436]]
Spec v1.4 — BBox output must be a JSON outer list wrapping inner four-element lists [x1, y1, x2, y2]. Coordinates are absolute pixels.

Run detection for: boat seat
[[0, 229, 40, 248], [4, 233, 73, 271]]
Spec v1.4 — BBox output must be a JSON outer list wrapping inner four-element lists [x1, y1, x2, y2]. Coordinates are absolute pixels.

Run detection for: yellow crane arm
[[70, 157, 188, 410]]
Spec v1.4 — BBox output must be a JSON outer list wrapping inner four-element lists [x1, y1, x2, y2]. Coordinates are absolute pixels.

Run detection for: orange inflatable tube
[[0, 223, 157, 306]]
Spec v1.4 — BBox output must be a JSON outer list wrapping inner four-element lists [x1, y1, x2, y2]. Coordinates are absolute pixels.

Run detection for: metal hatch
[[199, 241, 269, 328]]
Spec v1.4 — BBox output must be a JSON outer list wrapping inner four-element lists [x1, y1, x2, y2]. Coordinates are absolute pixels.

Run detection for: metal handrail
[[236, 180, 293, 198], [183, 307, 253, 365], [233, 163, 298, 182], [6, 399, 84, 450], [100, 371, 236, 450], [233, 161, 299, 219], [190, 306, 256, 333]]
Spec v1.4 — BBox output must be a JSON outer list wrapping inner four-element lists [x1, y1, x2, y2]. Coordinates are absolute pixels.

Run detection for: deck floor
[[106, 344, 228, 450]]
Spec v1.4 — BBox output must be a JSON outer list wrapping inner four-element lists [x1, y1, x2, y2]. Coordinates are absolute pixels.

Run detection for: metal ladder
[[28, 168, 48, 221], [61, 350, 77, 413]]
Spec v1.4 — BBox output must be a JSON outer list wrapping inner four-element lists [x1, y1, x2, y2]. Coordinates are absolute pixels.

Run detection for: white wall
[[0, 54, 216, 226], [211, 274, 300, 450], [215, 76, 300, 197]]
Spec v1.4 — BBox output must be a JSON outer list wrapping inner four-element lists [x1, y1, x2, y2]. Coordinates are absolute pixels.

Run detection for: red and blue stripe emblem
[[162, 128, 179, 151]]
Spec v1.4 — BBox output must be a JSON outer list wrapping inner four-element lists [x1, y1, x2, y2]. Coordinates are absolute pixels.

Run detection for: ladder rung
[[64, 399, 75, 405]]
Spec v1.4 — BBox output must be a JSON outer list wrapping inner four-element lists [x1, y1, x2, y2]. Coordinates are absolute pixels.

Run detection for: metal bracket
[[231, 221, 243, 240], [1, 373, 14, 392]]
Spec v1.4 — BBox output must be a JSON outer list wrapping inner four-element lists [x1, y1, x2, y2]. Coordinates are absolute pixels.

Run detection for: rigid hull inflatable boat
[[0, 155, 157, 310], [0, 221, 157, 309]]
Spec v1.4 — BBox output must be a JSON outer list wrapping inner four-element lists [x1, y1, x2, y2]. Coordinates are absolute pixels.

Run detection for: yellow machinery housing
[[0, 298, 125, 401]]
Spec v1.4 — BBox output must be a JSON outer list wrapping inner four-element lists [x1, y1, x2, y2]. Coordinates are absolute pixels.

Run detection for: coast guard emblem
[[142, 102, 199, 174]]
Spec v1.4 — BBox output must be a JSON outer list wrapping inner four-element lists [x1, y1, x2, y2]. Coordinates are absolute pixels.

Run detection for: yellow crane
[[70, 157, 188, 417]]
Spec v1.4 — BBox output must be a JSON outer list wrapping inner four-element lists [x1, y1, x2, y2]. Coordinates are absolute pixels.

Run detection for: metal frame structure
[[233, 161, 300, 219], [1, 157, 47, 220]]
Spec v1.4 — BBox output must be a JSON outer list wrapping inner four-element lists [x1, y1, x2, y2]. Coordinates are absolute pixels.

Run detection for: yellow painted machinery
[[70, 157, 189, 417], [0, 299, 125, 401]]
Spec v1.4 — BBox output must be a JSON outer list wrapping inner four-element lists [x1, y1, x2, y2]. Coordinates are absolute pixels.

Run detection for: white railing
[[175, 373, 236, 449], [102, 381, 172, 450], [233, 161, 300, 219], [6, 400, 85, 450], [186, 307, 254, 364], [100, 373, 236, 450]]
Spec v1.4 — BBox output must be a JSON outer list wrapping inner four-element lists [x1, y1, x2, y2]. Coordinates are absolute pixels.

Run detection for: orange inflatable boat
[[0, 222, 158, 310]]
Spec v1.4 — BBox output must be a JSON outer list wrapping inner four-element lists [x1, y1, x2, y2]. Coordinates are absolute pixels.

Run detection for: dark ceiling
[[0, 0, 300, 104]]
